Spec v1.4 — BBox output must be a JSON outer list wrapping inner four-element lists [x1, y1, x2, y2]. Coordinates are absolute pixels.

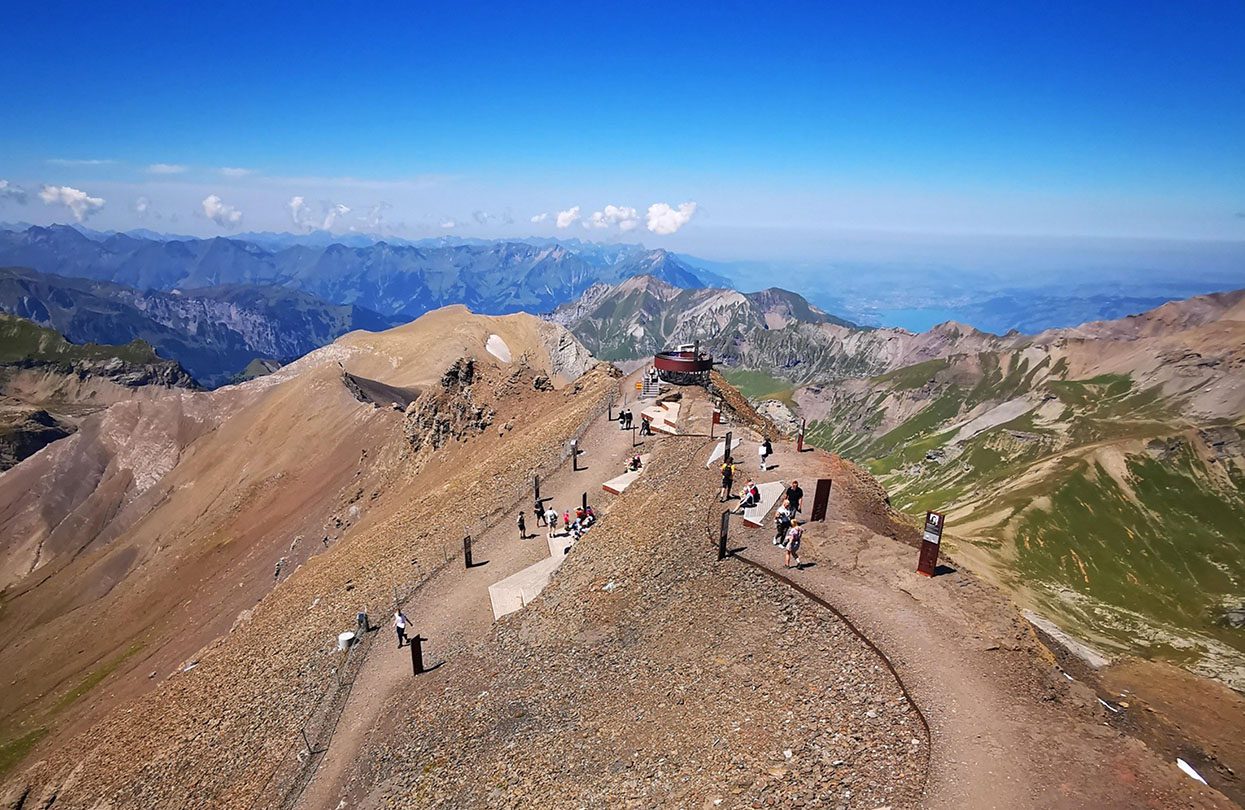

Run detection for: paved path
[[294, 373, 650, 810]]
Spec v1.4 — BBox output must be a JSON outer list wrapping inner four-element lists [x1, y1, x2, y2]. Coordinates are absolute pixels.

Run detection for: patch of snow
[[486, 334, 512, 363], [1177, 758, 1208, 785]]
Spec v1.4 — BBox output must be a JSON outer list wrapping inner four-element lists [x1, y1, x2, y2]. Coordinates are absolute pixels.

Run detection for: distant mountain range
[[0, 267, 395, 386], [0, 225, 728, 320]]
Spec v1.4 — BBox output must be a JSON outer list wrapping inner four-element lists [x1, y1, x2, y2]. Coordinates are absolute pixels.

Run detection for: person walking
[[394, 610, 409, 648], [625, 409, 633, 430], [760, 437, 773, 470], [618, 409, 627, 430], [517, 511, 526, 539], [785, 480, 804, 513], [773, 499, 793, 545], [546, 507, 560, 540], [535, 500, 547, 526], [719, 461, 735, 502], [784, 521, 804, 569]]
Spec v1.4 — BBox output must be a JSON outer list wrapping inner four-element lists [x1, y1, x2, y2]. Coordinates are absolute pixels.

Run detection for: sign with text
[[810, 478, 833, 522], [916, 511, 945, 576]]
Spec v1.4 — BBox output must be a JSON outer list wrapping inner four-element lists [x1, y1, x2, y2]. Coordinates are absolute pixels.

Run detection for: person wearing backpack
[[774, 499, 793, 545], [517, 511, 526, 539], [719, 461, 735, 502], [784, 521, 804, 569]]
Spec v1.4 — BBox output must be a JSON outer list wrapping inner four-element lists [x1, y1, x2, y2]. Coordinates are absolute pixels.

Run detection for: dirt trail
[[703, 385, 1233, 809], [294, 374, 647, 810]]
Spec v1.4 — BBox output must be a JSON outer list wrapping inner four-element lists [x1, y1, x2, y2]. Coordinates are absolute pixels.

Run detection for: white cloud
[[46, 158, 115, 166], [530, 212, 549, 223], [290, 195, 352, 231], [359, 201, 391, 230], [133, 196, 153, 219], [322, 202, 351, 230], [202, 194, 243, 228], [646, 201, 698, 235], [556, 206, 581, 229], [440, 219, 458, 229], [148, 163, 188, 174], [472, 209, 514, 226], [0, 180, 27, 205], [587, 204, 640, 231], [218, 167, 254, 177], [39, 185, 105, 222]]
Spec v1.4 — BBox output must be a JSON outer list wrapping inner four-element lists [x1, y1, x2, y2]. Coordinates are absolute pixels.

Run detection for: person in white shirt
[[394, 610, 409, 649]]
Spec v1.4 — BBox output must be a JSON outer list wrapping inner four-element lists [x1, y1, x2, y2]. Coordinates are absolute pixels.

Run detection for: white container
[[337, 631, 356, 651]]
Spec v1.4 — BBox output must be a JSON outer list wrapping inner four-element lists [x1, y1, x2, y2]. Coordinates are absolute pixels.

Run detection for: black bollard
[[718, 510, 730, 560], [410, 635, 425, 675], [581, 491, 588, 512], [724, 430, 733, 465], [534, 474, 540, 503], [463, 535, 473, 568]]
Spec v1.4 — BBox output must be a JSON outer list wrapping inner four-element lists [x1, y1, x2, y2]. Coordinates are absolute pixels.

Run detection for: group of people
[[531, 502, 597, 543], [773, 480, 805, 569], [617, 409, 634, 430], [626, 454, 643, 472]]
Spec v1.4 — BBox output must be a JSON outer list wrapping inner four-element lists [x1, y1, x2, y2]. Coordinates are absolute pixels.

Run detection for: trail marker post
[[570, 439, 579, 471], [463, 535, 473, 568], [718, 510, 730, 560], [810, 478, 833, 522], [916, 511, 945, 576], [724, 431, 733, 464], [581, 491, 588, 512], [410, 635, 425, 675], [534, 474, 540, 503], [796, 419, 806, 452]]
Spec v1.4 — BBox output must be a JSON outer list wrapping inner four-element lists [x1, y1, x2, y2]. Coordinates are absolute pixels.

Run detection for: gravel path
[[712, 395, 1234, 809], [294, 373, 646, 809]]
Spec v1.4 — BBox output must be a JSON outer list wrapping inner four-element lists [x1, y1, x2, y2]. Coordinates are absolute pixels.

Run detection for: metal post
[[301, 727, 313, 754], [724, 430, 733, 464], [796, 419, 806, 453], [463, 535, 473, 568], [571, 439, 579, 471], [631, 425, 637, 448], [534, 474, 540, 502], [410, 635, 425, 675], [581, 491, 588, 512], [718, 510, 730, 560]]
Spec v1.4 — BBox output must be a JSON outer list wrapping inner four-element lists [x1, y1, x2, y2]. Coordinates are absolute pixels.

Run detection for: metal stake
[[463, 535, 473, 568]]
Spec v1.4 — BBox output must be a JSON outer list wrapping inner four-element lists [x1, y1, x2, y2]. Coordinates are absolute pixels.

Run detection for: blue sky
[[1, 1, 1243, 256]]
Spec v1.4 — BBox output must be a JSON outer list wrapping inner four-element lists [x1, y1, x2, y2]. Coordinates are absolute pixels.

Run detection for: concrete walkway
[[293, 373, 648, 810]]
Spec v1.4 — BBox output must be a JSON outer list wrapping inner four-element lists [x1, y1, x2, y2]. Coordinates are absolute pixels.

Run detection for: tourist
[[785, 521, 804, 569], [737, 480, 759, 511], [535, 500, 547, 526], [546, 507, 560, 539], [774, 499, 793, 545], [394, 610, 409, 649], [563, 510, 572, 534], [785, 480, 804, 513], [618, 410, 627, 430], [719, 461, 735, 502], [517, 511, 526, 539], [639, 416, 652, 436], [625, 409, 633, 429], [760, 437, 773, 470]]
